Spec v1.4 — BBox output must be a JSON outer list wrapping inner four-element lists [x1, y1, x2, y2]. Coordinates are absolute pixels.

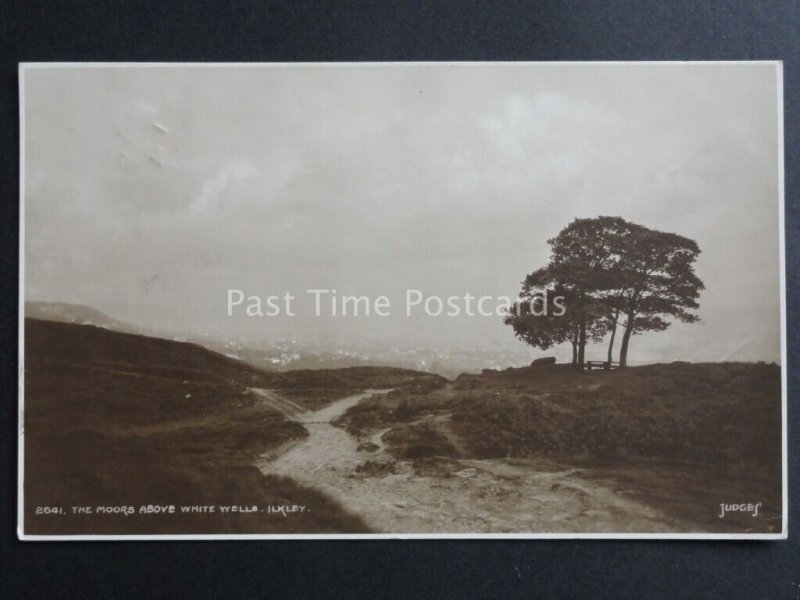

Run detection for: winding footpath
[[256, 390, 689, 534]]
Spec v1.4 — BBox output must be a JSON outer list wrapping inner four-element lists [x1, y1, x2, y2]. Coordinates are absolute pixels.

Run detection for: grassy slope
[[335, 362, 783, 533], [22, 319, 440, 535], [24, 318, 782, 534]]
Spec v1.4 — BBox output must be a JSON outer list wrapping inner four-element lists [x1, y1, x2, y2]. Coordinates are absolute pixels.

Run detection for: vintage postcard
[[18, 62, 786, 539]]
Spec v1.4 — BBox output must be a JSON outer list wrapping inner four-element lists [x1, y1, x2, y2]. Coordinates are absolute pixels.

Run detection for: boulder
[[530, 356, 557, 367]]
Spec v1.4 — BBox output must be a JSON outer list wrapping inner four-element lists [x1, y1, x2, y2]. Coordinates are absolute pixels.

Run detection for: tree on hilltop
[[505, 216, 703, 368], [612, 226, 704, 367]]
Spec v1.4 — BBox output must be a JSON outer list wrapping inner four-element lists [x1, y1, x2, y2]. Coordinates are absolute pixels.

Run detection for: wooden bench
[[585, 360, 620, 371]]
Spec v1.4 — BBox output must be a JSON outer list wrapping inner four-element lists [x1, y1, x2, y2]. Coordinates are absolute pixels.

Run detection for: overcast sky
[[23, 63, 783, 363]]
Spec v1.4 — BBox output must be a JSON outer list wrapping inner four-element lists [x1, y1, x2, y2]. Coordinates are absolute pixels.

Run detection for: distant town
[[197, 333, 531, 379]]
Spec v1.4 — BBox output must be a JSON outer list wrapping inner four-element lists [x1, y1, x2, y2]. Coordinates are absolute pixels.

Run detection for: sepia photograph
[[18, 62, 786, 539]]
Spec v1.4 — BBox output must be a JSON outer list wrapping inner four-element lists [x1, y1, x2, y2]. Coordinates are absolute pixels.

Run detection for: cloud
[[479, 92, 618, 159], [22, 65, 781, 361], [191, 159, 256, 212]]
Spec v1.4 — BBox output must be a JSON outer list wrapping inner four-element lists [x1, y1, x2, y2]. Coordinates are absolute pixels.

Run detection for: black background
[[1, 2, 798, 598]]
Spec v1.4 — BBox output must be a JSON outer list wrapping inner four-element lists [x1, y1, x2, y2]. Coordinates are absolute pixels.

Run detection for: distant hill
[[25, 301, 136, 332]]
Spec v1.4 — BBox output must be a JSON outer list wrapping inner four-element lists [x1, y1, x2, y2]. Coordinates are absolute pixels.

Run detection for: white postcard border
[[17, 61, 789, 541]]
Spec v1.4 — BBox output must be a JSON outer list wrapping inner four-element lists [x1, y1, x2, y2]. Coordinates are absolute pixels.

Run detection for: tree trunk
[[606, 310, 619, 365], [577, 321, 586, 371], [618, 314, 635, 368], [571, 340, 577, 366]]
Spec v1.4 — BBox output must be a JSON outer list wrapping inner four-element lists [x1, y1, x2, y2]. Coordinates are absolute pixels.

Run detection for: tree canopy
[[505, 216, 704, 369]]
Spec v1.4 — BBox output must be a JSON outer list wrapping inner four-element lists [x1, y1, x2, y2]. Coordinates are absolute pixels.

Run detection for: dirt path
[[256, 390, 690, 534], [250, 388, 306, 418]]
